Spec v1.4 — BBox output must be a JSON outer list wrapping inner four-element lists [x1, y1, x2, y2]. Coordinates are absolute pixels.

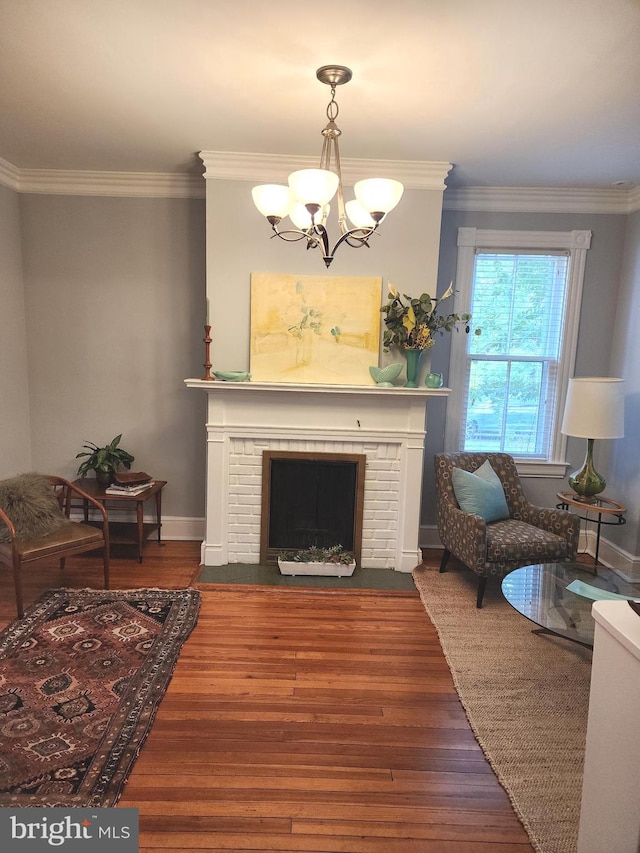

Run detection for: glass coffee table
[[501, 562, 639, 648]]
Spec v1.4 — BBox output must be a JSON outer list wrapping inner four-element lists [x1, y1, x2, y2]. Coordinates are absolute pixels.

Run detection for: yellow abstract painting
[[250, 273, 382, 384]]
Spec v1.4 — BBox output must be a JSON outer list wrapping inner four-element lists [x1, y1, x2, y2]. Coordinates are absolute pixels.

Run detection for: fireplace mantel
[[186, 378, 449, 572], [185, 378, 448, 398]]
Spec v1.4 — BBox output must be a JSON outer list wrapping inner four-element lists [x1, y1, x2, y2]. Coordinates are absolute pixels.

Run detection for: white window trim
[[445, 227, 592, 477]]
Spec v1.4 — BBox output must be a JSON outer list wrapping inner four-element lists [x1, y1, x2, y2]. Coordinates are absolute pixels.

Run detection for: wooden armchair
[[435, 452, 579, 607], [0, 474, 109, 618]]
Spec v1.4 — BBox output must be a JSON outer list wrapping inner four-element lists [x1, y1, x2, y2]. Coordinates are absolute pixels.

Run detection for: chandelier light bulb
[[354, 178, 404, 215], [251, 184, 294, 219], [345, 199, 378, 229], [288, 169, 340, 207]]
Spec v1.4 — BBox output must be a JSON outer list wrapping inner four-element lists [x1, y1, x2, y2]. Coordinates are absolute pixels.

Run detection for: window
[[446, 228, 591, 475]]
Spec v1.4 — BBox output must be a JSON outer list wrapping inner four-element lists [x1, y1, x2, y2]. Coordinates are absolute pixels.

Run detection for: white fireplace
[[186, 379, 447, 572]]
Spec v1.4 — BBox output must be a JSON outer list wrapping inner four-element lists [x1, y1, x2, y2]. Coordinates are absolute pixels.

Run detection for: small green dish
[[213, 370, 251, 382]]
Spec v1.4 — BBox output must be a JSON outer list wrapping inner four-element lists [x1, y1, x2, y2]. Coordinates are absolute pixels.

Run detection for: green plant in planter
[[76, 434, 135, 484], [278, 545, 355, 565]]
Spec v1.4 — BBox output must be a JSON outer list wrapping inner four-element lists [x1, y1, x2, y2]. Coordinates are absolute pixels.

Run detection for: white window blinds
[[460, 251, 569, 458], [447, 228, 591, 471]]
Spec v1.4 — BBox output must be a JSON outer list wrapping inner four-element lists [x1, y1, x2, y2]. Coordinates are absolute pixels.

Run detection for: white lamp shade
[[345, 199, 377, 229], [288, 169, 339, 206], [354, 178, 404, 214], [290, 202, 329, 230], [252, 184, 294, 218], [561, 377, 625, 439]]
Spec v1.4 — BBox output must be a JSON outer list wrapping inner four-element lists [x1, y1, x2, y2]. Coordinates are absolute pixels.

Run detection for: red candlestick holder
[[201, 325, 215, 380]]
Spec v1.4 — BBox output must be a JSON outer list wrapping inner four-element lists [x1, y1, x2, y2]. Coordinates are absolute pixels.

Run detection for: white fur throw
[[0, 473, 66, 543]]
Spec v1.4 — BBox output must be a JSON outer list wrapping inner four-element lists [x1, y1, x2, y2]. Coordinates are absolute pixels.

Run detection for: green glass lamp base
[[568, 438, 606, 502]]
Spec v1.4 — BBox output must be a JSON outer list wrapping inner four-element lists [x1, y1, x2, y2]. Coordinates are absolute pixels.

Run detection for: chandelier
[[251, 65, 404, 268]]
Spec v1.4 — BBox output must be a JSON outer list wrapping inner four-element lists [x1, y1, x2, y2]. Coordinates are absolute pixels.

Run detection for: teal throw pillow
[[451, 460, 510, 523]]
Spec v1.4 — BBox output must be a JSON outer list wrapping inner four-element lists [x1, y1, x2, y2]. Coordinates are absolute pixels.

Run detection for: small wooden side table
[[556, 491, 626, 566], [74, 478, 167, 563]]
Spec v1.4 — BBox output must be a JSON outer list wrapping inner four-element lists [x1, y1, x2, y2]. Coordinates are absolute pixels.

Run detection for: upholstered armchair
[[0, 474, 110, 618], [435, 452, 579, 607]]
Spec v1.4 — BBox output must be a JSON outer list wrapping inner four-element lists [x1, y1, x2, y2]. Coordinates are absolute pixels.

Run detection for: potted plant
[[76, 434, 135, 486], [277, 544, 356, 577]]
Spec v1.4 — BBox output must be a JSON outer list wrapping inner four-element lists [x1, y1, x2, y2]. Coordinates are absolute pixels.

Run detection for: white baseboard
[[582, 530, 640, 583], [161, 516, 205, 541], [71, 511, 205, 542]]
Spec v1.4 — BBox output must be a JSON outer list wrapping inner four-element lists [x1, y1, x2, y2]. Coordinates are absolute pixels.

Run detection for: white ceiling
[[1, 0, 640, 189]]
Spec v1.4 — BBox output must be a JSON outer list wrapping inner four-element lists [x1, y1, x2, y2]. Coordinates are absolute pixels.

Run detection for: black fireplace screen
[[268, 458, 356, 550], [260, 451, 366, 564]]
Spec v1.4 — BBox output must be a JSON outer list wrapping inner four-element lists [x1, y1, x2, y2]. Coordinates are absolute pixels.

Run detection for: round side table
[[556, 491, 626, 566]]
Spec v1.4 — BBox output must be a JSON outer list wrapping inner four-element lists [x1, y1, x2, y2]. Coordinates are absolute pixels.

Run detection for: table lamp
[[560, 377, 624, 502]]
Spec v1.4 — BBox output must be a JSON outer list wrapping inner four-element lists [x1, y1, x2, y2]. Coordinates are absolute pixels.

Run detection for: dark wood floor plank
[[140, 840, 533, 853]]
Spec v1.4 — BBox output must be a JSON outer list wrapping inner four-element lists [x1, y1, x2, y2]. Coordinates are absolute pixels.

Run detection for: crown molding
[[629, 185, 640, 213], [0, 161, 205, 198], [444, 185, 637, 214], [0, 157, 20, 191], [1, 154, 638, 212], [198, 151, 453, 191]]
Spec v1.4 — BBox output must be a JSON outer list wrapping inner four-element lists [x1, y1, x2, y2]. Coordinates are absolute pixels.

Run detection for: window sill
[[515, 460, 570, 478]]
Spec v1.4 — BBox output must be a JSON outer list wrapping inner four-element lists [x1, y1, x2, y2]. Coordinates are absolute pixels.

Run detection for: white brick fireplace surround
[[186, 380, 448, 572]]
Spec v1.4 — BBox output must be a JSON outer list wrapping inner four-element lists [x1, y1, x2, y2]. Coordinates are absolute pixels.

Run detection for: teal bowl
[[213, 370, 251, 382], [369, 363, 403, 387]]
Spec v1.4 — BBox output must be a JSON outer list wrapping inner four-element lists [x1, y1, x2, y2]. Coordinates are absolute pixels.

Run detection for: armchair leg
[[476, 576, 488, 609], [439, 550, 451, 574]]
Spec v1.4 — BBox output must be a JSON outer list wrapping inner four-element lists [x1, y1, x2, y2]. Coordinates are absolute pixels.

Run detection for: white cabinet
[[577, 600, 640, 853]]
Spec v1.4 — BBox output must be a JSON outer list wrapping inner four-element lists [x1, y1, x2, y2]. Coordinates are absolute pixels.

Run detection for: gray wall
[[608, 209, 640, 555], [13, 192, 207, 520], [0, 183, 31, 473]]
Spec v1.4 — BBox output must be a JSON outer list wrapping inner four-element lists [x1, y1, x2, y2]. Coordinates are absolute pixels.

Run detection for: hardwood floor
[[0, 541, 534, 852]]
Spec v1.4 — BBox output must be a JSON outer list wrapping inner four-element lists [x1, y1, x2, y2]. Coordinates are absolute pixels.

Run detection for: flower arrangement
[[380, 282, 476, 352]]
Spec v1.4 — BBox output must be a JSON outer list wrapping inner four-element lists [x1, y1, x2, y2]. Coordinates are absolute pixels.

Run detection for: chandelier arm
[[332, 139, 348, 235], [319, 134, 331, 170], [312, 224, 331, 260], [343, 234, 372, 249], [270, 225, 319, 245], [320, 82, 347, 234], [329, 225, 378, 257]]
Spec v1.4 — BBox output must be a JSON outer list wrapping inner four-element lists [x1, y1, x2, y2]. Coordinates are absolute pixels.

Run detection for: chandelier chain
[[326, 86, 339, 122]]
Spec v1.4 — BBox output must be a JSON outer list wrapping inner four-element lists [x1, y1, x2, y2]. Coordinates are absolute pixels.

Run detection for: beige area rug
[[412, 564, 592, 853]]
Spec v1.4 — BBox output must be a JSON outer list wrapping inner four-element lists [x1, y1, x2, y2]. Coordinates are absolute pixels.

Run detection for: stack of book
[[105, 472, 154, 496]]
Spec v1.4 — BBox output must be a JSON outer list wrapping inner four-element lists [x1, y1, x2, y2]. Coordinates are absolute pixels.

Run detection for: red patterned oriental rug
[[0, 587, 201, 807]]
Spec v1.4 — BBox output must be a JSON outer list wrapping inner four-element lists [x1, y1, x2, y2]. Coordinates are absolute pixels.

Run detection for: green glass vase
[[403, 348, 423, 388]]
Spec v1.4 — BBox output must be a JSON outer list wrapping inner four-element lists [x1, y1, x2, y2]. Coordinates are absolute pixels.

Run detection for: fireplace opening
[[260, 451, 365, 566]]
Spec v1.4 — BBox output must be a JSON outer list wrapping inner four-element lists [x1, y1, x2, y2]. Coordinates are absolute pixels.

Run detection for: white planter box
[[277, 559, 356, 577]]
